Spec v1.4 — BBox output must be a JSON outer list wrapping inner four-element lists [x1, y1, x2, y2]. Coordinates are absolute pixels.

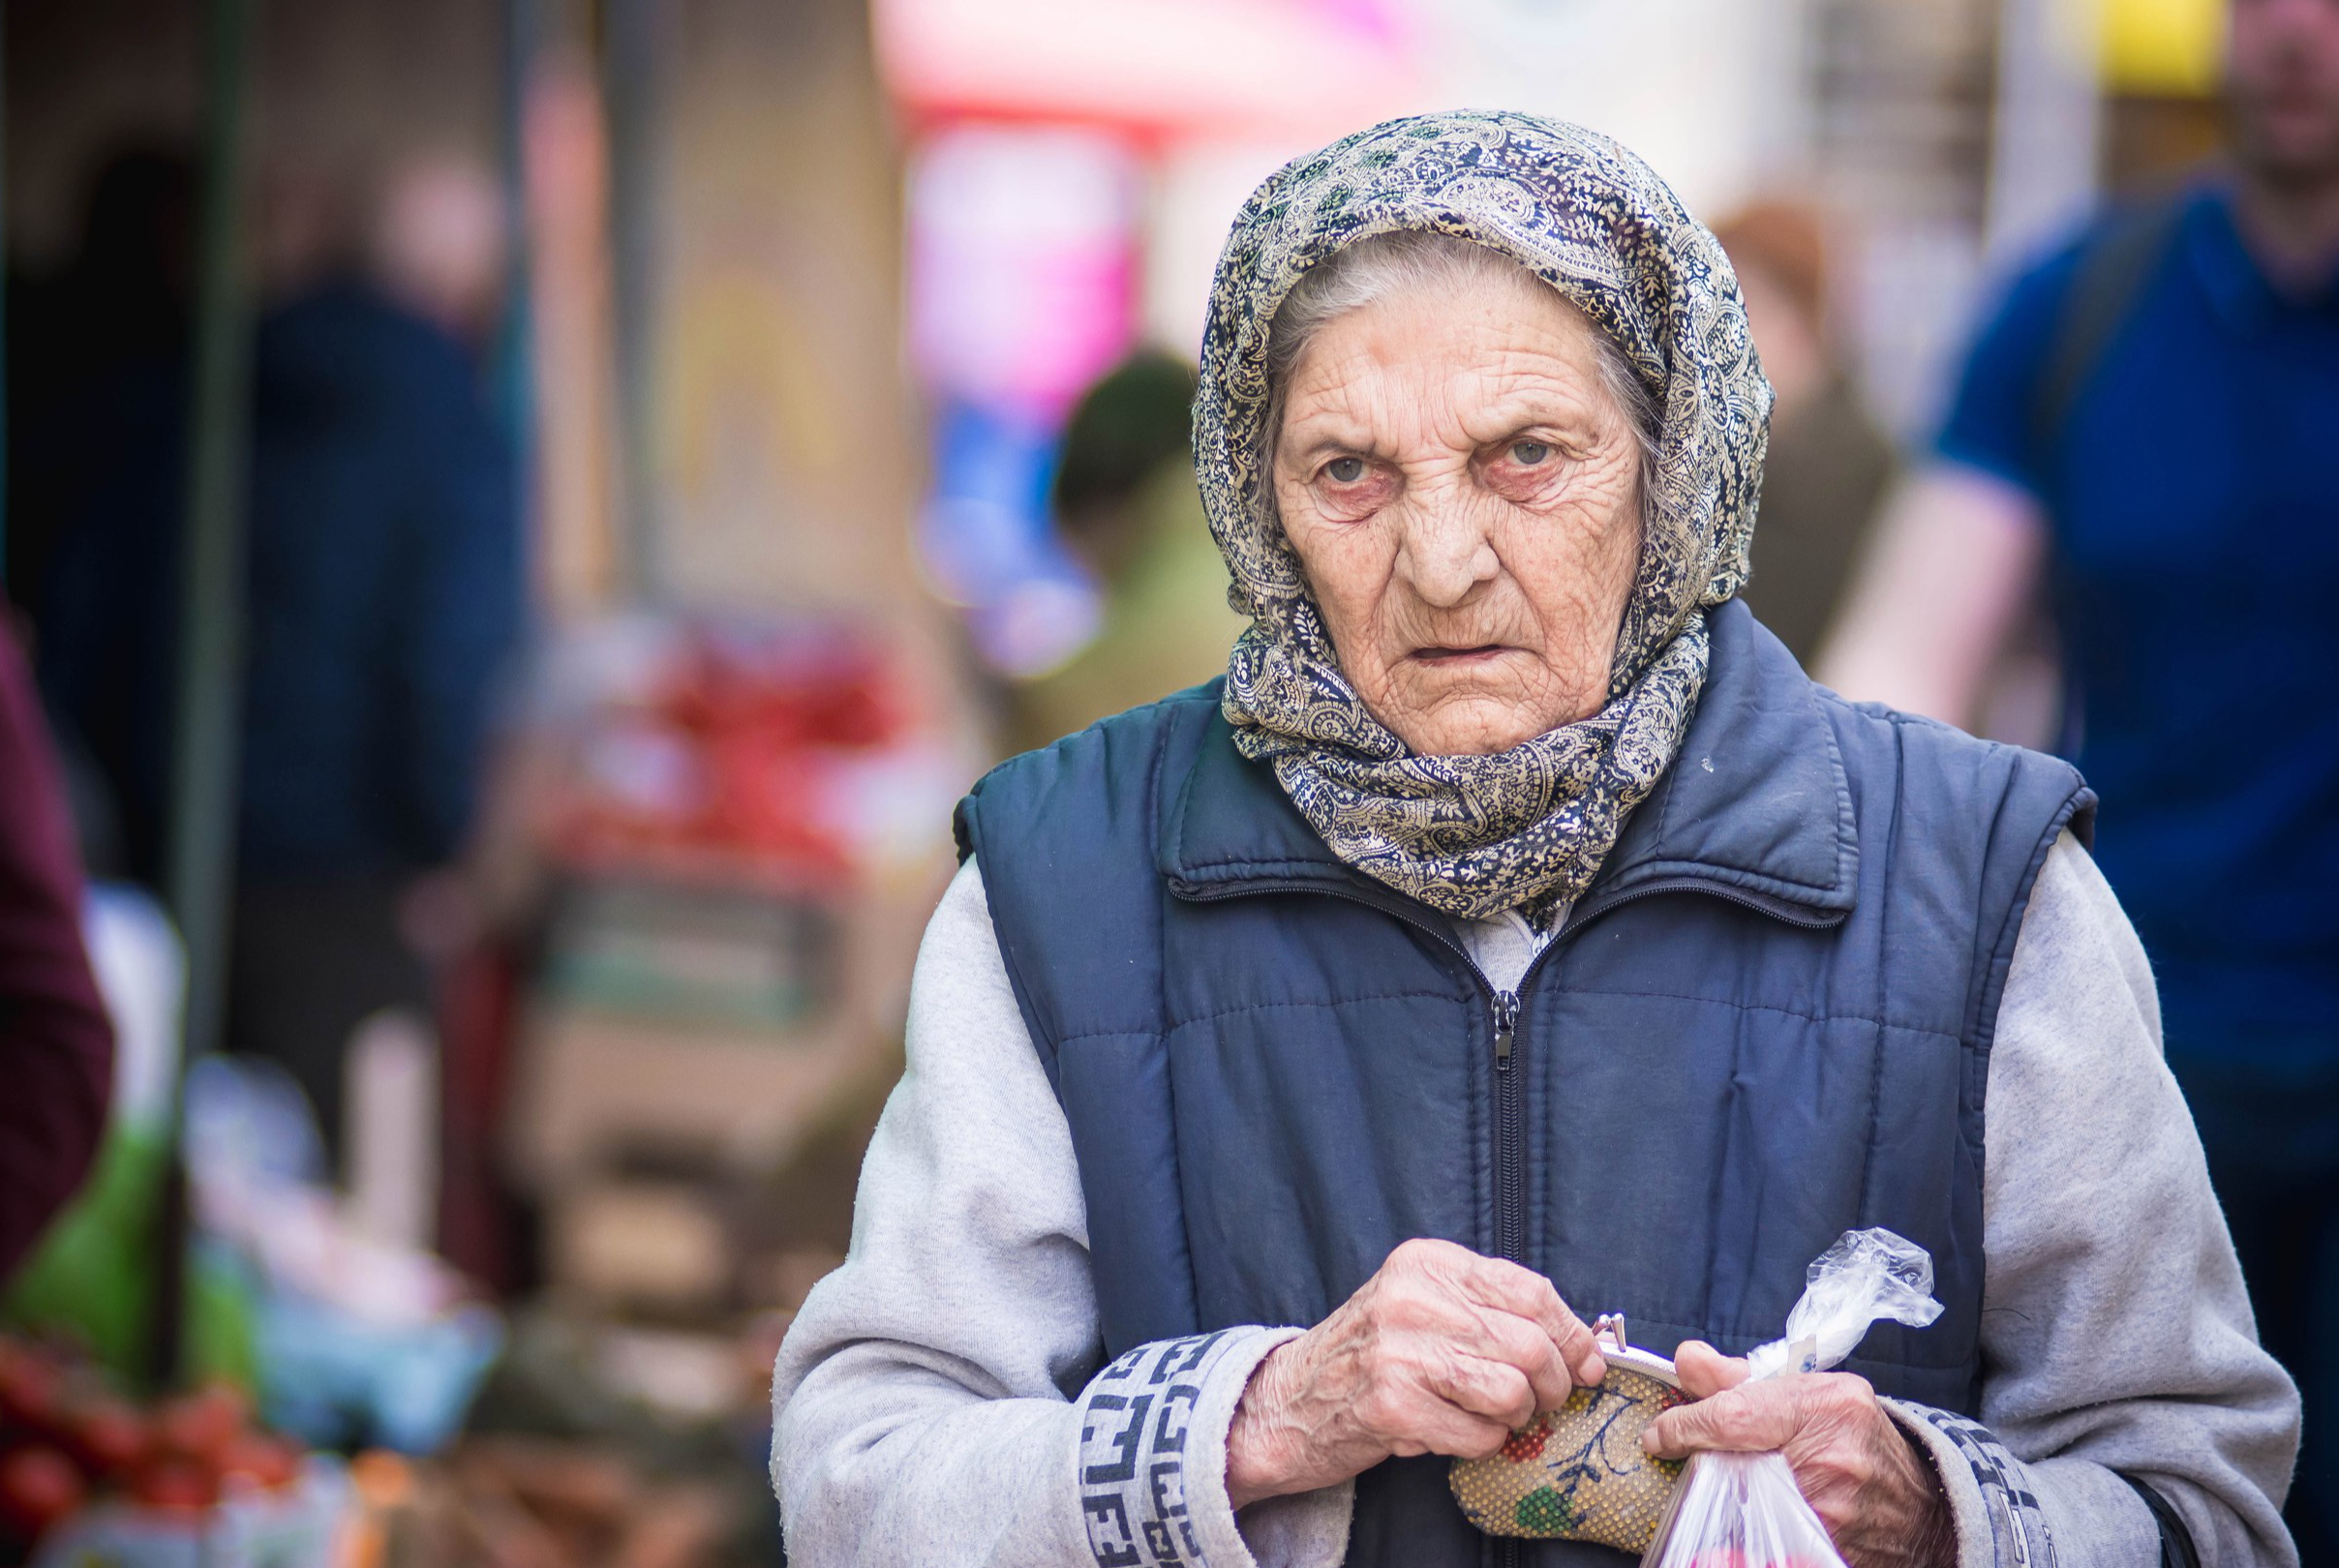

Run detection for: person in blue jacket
[[1821, 0, 2339, 1552]]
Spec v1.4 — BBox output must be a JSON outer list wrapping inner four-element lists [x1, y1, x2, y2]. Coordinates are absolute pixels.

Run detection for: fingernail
[[1640, 1431, 1658, 1455]]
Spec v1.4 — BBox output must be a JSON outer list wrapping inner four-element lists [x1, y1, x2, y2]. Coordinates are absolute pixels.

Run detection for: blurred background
[[0, 0, 2268, 1563]]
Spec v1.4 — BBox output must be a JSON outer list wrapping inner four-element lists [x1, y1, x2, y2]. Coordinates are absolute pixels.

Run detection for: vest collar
[[1161, 600, 1860, 926]]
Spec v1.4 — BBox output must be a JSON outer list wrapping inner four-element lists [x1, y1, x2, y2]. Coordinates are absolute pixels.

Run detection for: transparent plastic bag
[[1638, 1228, 1944, 1568]]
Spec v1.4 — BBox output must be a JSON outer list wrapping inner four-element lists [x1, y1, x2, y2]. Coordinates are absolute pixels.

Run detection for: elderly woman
[[773, 113, 2297, 1568]]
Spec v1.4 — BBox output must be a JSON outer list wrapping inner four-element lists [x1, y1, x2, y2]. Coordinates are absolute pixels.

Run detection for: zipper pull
[[1493, 991, 1519, 1068]]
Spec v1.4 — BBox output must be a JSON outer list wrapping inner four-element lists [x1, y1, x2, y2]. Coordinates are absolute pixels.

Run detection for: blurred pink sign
[[906, 126, 1139, 416], [873, 0, 1423, 143]]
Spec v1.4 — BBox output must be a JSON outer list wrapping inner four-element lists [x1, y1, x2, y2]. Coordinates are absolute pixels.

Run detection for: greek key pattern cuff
[[1074, 1327, 1301, 1568], [1884, 1399, 2062, 1568]]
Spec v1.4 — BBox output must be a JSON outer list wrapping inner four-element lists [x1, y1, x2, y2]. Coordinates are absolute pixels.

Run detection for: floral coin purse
[[1448, 1313, 1688, 1553]]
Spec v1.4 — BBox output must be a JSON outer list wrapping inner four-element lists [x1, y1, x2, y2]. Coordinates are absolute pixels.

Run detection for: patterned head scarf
[[1197, 109, 1771, 925]]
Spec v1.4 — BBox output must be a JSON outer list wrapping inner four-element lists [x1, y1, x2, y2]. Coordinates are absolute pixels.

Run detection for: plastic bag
[[1638, 1228, 1944, 1568]]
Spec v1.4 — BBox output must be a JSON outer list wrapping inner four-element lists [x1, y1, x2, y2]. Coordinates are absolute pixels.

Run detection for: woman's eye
[[1509, 439, 1553, 466], [1324, 456, 1366, 484]]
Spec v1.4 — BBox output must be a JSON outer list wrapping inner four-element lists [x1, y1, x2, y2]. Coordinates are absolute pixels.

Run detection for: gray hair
[[1261, 230, 1661, 515]]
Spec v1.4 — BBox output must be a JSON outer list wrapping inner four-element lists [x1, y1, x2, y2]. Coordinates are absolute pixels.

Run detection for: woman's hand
[[1225, 1238, 1606, 1507], [1643, 1342, 1955, 1568]]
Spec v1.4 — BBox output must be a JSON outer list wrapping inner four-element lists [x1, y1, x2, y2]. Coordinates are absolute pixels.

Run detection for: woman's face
[[1271, 267, 1646, 757]]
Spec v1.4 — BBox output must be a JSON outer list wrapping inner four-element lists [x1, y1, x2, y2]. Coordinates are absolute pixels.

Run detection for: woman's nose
[[1393, 498, 1502, 609]]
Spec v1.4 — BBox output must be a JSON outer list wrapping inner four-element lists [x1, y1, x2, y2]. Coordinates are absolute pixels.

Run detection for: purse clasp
[[1593, 1312, 1629, 1356]]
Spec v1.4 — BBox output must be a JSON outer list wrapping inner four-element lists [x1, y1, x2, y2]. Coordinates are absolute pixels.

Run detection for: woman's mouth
[[1410, 645, 1509, 665]]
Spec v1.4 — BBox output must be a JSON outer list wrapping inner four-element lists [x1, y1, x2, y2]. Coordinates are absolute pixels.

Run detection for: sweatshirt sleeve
[[1883, 831, 2300, 1568], [770, 857, 1354, 1567]]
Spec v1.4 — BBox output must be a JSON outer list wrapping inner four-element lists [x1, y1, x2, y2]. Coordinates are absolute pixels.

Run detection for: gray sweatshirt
[[772, 833, 2298, 1568]]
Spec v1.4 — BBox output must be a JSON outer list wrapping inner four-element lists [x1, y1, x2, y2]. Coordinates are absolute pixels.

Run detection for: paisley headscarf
[[1196, 109, 1772, 924]]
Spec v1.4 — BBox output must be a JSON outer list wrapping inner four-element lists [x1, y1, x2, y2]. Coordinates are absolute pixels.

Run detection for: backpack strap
[[2026, 196, 2187, 456]]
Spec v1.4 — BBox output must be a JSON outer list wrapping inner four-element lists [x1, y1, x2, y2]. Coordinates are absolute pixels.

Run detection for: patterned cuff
[[1075, 1326, 1335, 1568], [1883, 1400, 2061, 1568]]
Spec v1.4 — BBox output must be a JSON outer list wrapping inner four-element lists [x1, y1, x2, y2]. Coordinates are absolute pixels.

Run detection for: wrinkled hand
[[1225, 1239, 1606, 1508], [1642, 1342, 1955, 1568]]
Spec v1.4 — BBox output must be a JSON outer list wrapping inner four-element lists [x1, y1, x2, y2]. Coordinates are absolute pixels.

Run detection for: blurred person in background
[[224, 151, 520, 1160], [5, 147, 195, 622], [1713, 202, 1895, 666], [1820, 0, 2339, 1552], [0, 621, 114, 1281], [1009, 350, 1246, 753], [11, 150, 197, 878], [37, 151, 522, 1162]]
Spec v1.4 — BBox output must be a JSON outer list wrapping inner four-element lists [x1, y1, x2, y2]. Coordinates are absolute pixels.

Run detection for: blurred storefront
[[4, 0, 958, 1563]]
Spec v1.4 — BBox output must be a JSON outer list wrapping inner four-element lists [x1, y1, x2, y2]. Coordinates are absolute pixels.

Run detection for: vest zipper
[[1175, 875, 1583, 1270], [1492, 989, 1524, 1267]]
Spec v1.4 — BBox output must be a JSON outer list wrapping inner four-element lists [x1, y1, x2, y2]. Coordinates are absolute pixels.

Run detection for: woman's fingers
[[1463, 1305, 1575, 1413], [1637, 1372, 1954, 1565], [1392, 1401, 1516, 1462], [1642, 1379, 1802, 1459], [1448, 1251, 1607, 1388], [1671, 1339, 1752, 1399], [1227, 1239, 1611, 1506], [1422, 1352, 1539, 1432]]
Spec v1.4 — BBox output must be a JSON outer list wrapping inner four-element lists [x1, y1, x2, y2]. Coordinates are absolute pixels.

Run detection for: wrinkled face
[[1270, 266, 1645, 757], [2230, 0, 2339, 183]]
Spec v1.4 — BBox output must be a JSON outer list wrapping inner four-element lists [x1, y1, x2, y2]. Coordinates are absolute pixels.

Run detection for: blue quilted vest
[[955, 601, 2093, 1567]]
